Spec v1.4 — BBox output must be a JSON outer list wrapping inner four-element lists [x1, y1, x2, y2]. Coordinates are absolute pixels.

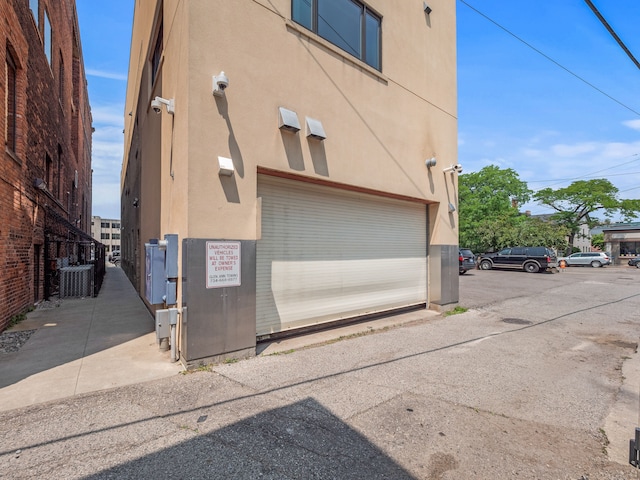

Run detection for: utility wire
[[458, 0, 640, 117], [527, 153, 640, 185], [584, 0, 640, 70]]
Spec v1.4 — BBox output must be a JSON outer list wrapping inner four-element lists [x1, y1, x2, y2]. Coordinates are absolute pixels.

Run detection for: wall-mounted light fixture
[[151, 96, 175, 115], [278, 107, 301, 133], [425, 157, 437, 168], [218, 156, 235, 176], [423, 2, 432, 14], [448, 202, 456, 213], [133, 197, 139, 208], [305, 117, 326, 140], [443, 164, 463, 174], [34, 178, 47, 190], [212, 71, 229, 97]]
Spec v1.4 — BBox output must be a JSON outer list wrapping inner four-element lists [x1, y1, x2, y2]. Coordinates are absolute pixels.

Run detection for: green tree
[[533, 179, 640, 248], [591, 232, 604, 250], [475, 214, 568, 253], [459, 166, 532, 252]]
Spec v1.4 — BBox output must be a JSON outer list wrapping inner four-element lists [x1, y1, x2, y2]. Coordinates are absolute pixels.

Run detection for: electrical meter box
[[155, 308, 170, 341], [145, 242, 166, 305]]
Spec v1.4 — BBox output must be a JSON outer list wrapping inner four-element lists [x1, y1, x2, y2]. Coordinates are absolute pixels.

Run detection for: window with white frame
[[292, 0, 381, 70]]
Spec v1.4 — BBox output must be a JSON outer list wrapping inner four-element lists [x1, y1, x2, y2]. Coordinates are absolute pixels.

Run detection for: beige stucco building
[[122, 0, 459, 366], [91, 216, 121, 255]]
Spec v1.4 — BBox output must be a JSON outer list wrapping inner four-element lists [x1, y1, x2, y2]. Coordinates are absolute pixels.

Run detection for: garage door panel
[[257, 176, 427, 336]]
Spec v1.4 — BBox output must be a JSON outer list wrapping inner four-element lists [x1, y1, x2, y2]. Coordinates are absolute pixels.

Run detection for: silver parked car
[[558, 252, 611, 268]]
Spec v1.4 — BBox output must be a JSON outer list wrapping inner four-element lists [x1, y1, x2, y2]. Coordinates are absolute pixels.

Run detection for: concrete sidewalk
[[0, 265, 182, 412], [0, 264, 434, 414]]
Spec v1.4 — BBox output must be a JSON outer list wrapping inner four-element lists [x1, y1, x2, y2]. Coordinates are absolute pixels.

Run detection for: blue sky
[[78, 1, 640, 220], [77, 0, 132, 219], [457, 0, 640, 217]]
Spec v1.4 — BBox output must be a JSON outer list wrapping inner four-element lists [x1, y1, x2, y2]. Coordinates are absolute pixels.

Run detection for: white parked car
[[558, 252, 611, 268]]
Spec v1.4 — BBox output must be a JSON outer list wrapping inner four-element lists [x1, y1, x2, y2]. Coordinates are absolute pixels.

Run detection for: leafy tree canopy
[[533, 179, 640, 246], [459, 166, 532, 251], [591, 233, 604, 250], [474, 213, 568, 253]]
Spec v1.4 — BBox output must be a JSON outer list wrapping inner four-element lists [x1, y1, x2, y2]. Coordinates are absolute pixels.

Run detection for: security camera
[[443, 163, 463, 174], [151, 98, 162, 114], [213, 71, 229, 97], [151, 96, 175, 115]]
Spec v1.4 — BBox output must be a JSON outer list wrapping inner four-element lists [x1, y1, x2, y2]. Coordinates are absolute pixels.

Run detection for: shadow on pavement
[[84, 398, 415, 479]]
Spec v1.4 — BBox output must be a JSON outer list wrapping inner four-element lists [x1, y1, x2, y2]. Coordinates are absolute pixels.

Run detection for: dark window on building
[[112, 234, 120, 240], [58, 53, 64, 103], [6, 49, 17, 152], [56, 145, 63, 199], [621, 241, 640, 255], [151, 23, 163, 86], [101, 233, 110, 240], [111, 222, 120, 229], [292, 0, 381, 70], [101, 222, 109, 228], [44, 9, 52, 65], [45, 154, 53, 190]]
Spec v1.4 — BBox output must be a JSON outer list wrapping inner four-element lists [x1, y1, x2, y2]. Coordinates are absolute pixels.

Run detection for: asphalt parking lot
[[461, 263, 640, 310]]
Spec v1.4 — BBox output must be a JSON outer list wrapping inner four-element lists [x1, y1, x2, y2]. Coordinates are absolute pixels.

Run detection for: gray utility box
[[145, 234, 179, 306], [145, 242, 166, 305], [181, 239, 256, 363], [155, 309, 170, 342]]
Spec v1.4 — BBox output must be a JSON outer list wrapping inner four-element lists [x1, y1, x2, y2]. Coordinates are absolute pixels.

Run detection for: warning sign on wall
[[206, 241, 241, 288]]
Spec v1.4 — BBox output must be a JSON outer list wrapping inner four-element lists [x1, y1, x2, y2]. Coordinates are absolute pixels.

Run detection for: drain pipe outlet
[[168, 308, 179, 363]]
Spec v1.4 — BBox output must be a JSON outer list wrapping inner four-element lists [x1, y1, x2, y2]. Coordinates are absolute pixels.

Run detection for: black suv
[[477, 246, 557, 273], [459, 248, 475, 275]]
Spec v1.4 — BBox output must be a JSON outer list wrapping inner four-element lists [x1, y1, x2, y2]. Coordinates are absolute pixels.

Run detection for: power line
[[584, 0, 640, 70], [526, 153, 640, 186], [458, 0, 640, 117]]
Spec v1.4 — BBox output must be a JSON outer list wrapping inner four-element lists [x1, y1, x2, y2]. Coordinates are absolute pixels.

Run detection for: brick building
[[1, 0, 93, 330]]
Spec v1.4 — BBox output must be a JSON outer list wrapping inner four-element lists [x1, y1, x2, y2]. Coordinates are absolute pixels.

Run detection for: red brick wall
[[0, 0, 92, 331]]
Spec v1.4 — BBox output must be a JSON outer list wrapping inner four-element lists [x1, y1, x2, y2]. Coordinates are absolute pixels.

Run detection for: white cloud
[[623, 119, 640, 132], [601, 142, 640, 159], [550, 142, 597, 157], [90, 112, 124, 218], [91, 182, 121, 219], [522, 148, 542, 157], [91, 104, 125, 127], [86, 69, 127, 81]]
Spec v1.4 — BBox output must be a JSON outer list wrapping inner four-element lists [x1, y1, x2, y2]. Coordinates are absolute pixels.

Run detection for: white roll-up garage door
[[256, 175, 427, 337]]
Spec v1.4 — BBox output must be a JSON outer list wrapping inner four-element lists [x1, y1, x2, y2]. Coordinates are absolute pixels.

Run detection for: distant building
[[91, 217, 121, 254], [1, 0, 93, 330], [122, 0, 459, 365], [594, 223, 640, 265], [573, 223, 592, 252]]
